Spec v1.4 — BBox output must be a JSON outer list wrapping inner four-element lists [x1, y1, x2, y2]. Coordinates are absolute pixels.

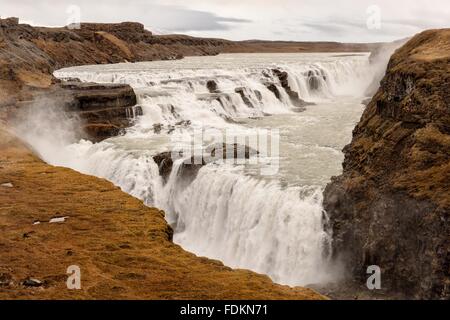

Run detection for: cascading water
[[27, 53, 373, 286], [159, 162, 332, 285]]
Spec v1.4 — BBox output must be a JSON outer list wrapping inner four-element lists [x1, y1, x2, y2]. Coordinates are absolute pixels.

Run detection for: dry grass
[[0, 129, 325, 300]]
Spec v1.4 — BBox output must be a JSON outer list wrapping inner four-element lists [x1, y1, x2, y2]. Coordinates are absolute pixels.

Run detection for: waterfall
[[158, 161, 332, 285], [55, 54, 371, 133], [42, 53, 372, 286]]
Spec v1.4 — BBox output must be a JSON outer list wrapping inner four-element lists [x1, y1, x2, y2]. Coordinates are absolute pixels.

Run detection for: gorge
[[0, 18, 448, 300]]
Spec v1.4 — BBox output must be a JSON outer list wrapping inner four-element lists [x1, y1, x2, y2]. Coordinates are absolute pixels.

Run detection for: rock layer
[[153, 143, 259, 182], [60, 81, 142, 141], [323, 29, 450, 299]]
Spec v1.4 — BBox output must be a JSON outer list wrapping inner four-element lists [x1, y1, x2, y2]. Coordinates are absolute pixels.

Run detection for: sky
[[1, 0, 449, 42]]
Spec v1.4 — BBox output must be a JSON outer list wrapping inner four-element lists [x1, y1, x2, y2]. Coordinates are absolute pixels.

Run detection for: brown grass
[[0, 128, 325, 300]]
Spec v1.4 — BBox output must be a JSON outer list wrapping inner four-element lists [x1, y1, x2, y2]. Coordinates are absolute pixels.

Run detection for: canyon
[[0, 17, 448, 300]]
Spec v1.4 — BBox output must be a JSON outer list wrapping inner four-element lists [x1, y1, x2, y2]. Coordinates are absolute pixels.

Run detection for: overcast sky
[[1, 0, 449, 42]]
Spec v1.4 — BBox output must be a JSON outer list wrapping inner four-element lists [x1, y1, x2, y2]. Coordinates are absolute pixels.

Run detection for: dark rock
[[83, 124, 124, 141], [206, 80, 219, 93], [153, 123, 163, 134], [207, 143, 259, 161], [61, 81, 137, 111], [255, 90, 263, 101], [271, 69, 313, 109], [0, 273, 13, 287], [323, 30, 450, 300], [175, 120, 192, 127], [22, 278, 43, 287], [307, 73, 321, 91], [152, 151, 182, 182], [235, 87, 255, 108], [22, 231, 35, 238]]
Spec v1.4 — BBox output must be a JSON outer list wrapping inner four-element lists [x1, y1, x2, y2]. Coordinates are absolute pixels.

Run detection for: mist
[[10, 95, 85, 166]]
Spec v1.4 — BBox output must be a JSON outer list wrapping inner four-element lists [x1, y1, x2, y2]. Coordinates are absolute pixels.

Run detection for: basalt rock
[[0, 128, 324, 299], [0, 18, 232, 122], [60, 81, 141, 141], [307, 71, 323, 91], [323, 29, 450, 299], [235, 87, 255, 108]]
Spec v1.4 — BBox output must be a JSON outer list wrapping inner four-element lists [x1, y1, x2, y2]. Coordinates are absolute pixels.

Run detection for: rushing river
[[27, 53, 375, 286]]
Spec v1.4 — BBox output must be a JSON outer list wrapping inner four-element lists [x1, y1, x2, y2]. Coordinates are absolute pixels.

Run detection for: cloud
[[0, 0, 449, 42], [0, 0, 251, 32]]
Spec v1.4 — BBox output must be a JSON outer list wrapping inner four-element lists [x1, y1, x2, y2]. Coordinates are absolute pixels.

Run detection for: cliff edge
[[323, 29, 450, 299], [0, 18, 327, 300], [0, 128, 324, 299]]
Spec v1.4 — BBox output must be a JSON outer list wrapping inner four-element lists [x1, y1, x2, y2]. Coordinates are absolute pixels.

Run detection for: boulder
[[265, 83, 282, 100]]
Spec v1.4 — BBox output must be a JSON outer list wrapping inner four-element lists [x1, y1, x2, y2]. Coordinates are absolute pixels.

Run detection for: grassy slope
[[0, 128, 324, 299]]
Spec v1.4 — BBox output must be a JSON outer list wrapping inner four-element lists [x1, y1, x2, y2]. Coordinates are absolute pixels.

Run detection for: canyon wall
[[0, 18, 381, 140], [323, 29, 450, 299]]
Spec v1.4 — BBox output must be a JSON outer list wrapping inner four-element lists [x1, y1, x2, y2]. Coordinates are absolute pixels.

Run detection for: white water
[[21, 53, 374, 286]]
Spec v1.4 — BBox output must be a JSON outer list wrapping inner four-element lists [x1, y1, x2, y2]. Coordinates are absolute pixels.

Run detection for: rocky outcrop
[[235, 87, 258, 108], [264, 69, 313, 110], [206, 80, 219, 93], [0, 19, 230, 86], [364, 38, 409, 97], [0, 128, 324, 299], [0, 18, 234, 139], [274, 69, 313, 109], [60, 81, 142, 141], [153, 143, 259, 182], [323, 29, 450, 299], [7, 81, 142, 142]]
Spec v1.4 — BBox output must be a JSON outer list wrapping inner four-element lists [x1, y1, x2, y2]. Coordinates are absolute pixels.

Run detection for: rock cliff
[[59, 81, 142, 141], [0, 18, 232, 139], [323, 29, 450, 299]]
